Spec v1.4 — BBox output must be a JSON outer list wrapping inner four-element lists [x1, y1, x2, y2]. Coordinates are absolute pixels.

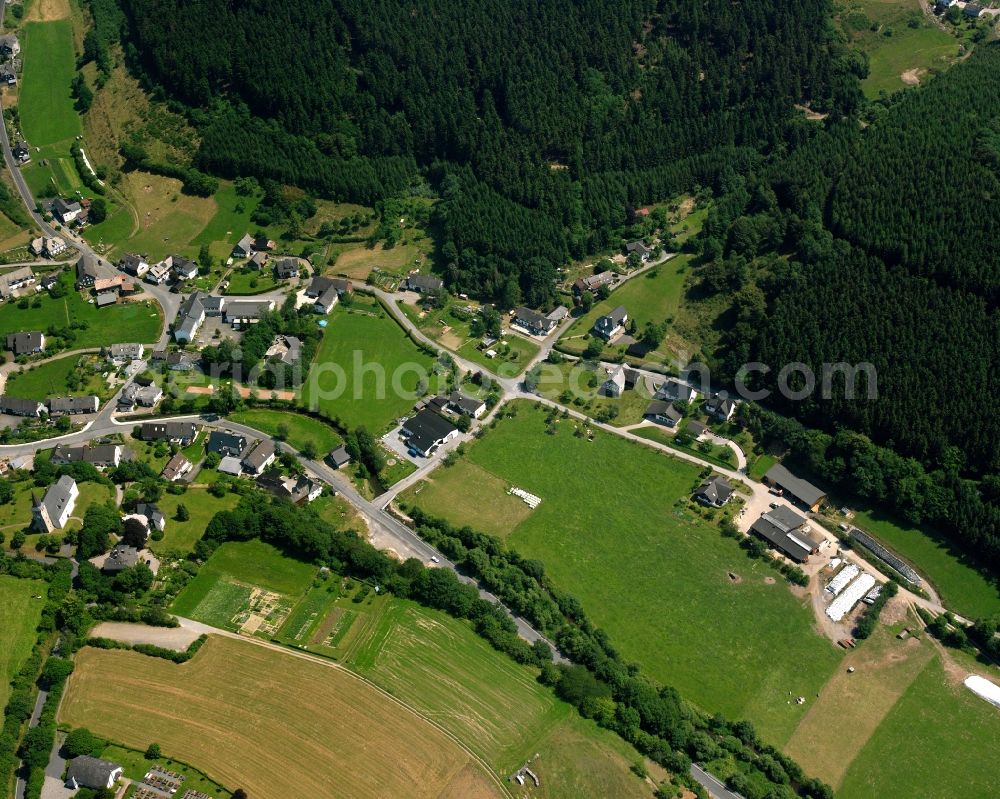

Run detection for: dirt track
[[89, 621, 201, 651]]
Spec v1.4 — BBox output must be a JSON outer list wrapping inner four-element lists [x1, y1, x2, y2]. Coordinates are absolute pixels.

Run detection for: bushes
[[84, 634, 208, 664], [853, 581, 898, 639]]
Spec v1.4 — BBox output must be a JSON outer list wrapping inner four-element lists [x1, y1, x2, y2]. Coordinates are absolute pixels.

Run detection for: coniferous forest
[[94, 0, 1000, 577]]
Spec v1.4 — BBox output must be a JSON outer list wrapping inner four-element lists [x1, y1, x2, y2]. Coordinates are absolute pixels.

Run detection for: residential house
[[0, 266, 35, 298], [224, 299, 274, 327], [401, 409, 459, 457], [750, 505, 824, 563], [314, 284, 341, 314], [43, 237, 67, 257], [655, 378, 698, 405], [965, 3, 982, 18], [206, 430, 247, 458], [0, 33, 19, 58], [247, 251, 268, 270], [93, 275, 132, 294], [48, 396, 99, 415], [31, 475, 78, 532], [75, 253, 103, 288], [254, 234, 276, 251], [118, 382, 162, 410], [52, 198, 82, 225], [202, 295, 225, 317], [218, 455, 244, 476], [257, 472, 323, 504], [704, 395, 736, 422], [233, 233, 255, 259], [696, 476, 735, 508], [29, 237, 44, 257], [51, 444, 122, 469], [161, 453, 192, 482], [171, 256, 198, 281], [107, 343, 145, 363], [65, 757, 123, 791], [624, 368, 641, 389], [625, 240, 652, 262], [12, 138, 28, 162], [102, 543, 140, 573], [141, 420, 199, 445], [446, 390, 486, 418], [265, 335, 302, 365], [0, 396, 45, 417], [119, 253, 149, 277], [145, 262, 171, 285], [572, 271, 615, 295], [0, 65, 17, 86], [644, 400, 682, 427], [763, 463, 827, 512], [40, 273, 60, 291], [95, 292, 118, 309], [274, 258, 299, 279], [242, 439, 276, 475], [547, 305, 569, 323], [166, 351, 197, 371], [306, 276, 353, 298], [603, 365, 626, 397], [684, 419, 708, 439], [327, 445, 351, 469], [592, 305, 628, 340], [405, 273, 444, 293], [174, 292, 207, 343], [7, 331, 45, 355], [512, 306, 557, 336]]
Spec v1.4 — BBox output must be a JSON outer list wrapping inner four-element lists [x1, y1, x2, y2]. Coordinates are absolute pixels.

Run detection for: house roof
[[764, 463, 826, 507], [235, 233, 255, 252], [0, 265, 34, 295], [575, 271, 615, 291], [109, 343, 144, 359], [448, 390, 485, 415], [626, 240, 651, 254], [644, 400, 681, 422], [225, 300, 273, 320], [48, 396, 98, 413], [95, 292, 117, 307], [242, 439, 276, 470], [141, 420, 197, 441], [7, 331, 43, 354], [514, 306, 554, 330], [750, 516, 812, 562], [161, 452, 191, 480], [685, 419, 708, 437], [54, 444, 120, 465], [403, 409, 457, 453], [328, 444, 351, 467], [66, 756, 121, 789], [705, 396, 736, 417], [656, 378, 696, 403], [0, 396, 44, 415], [38, 475, 77, 525], [698, 476, 734, 505], [76, 253, 102, 280], [218, 455, 244, 475], [103, 544, 140, 572], [762, 504, 809, 533], [275, 257, 299, 276], [407, 274, 443, 291], [606, 305, 627, 324], [315, 284, 340, 310], [206, 430, 246, 456]]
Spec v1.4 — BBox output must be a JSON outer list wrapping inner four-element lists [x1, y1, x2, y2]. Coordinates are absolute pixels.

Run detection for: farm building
[[763, 463, 827, 511]]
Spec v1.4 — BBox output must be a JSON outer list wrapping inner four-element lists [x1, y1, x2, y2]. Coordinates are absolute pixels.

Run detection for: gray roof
[[141, 420, 198, 442], [656, 378, 696, 403], [103, 544, 140, 572], [406, 274, 443, 292], [235, 233, 255, 253], [108, 343, 144, 360], [76, 252, 101, 280], [218, 455, 244, 475], [697, 476, 734, 505], [327, 444, 351, 467], [315, 284, 340, 310], [0, 266, 34, 296], [242, 439, 276, 471], [764, 463, 826, 507], [207, 430, 246, 456], [275, 257, 299, 276], [514, 306, 555, 331], [0, 396, 44, 415], [225, 300, 272, 321], [53, 444, 120, 466], [7, 331, 43, 354], [762, 504, 809, 532], [38, 475, 77, 526], [66, 756, 121, 789], [48, 396, 99, 414], [644, 400, 681, 422], [402, 409, 457, 454], [95, 292, 117, 307], [448, 390, 485, 415], [307, 276, 352, 298]]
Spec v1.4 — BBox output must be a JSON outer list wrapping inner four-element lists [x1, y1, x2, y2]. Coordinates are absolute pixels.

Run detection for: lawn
[[748, 453, 778, 481], [0, 273, 162, 345], [228, 409, 343, 454], [193, 181, 263, 261], [4, 354, 111, 401], [19, 20, 81, 146], [0, 481, 38, 531], [408, 403, 842, 745], [851, 506, 1000, 619], [0, 576, 46, 710], [103, 745, 227, 798], [60, 637, 504, 799], [836, 0, 959, 98], [300, 298, 440, 433], [150, 489, 241, 556], [838, 657, 1000, 799], [171, 539, 317, 621], [559, 255, 694, 357], [632, 426, 738, 470], [347, 598, 660, 797], [224, 267, 281, 295], [536, 360, 654, 427]]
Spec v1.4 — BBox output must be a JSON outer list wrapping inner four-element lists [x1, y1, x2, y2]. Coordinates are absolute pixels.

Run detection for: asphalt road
[[691, 764, 743, 799]]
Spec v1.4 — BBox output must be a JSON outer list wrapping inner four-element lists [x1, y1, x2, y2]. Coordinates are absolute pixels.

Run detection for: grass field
[[851, 506, 1000, 619], [300, 298, 439, 432], [560, 255, 694, 357], [150, 489, 241, 555], [114, 172, 217, 261], [407, 403, 842, 744], [60, 637, 504, 799], [0, 576, 46, 710], [228, 409, 343, 454], [192, 182, 262, 261], [838, 656, 1000, 799], [171, 540, 317, 622], [5, 354, 110, 400], [225, 267, 282, 295], [347, 599, 660, 797], [100, 745, 227, 798], [632, 426, 738, 470], [536, 360, 653, 427], [0, 274, 162, 345], [19, 20, 80, 146], [836, 0, 959, 97], [784, 620, 935, 788]]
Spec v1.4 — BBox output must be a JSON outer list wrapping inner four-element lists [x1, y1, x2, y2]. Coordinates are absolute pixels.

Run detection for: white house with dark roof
[[0, 266, 35, 298], [6, 331, 44, 355], [512, 306, 557, 336], [65, 756, 122, 791], [696, 476, 735, 507], [644, 400, 681, 427], [592, 305, 628, 340], [405, 273, 443, 293], [53, 198, 82, 225], [32, 475, 78, 533], [655, 378, 698, 405]]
